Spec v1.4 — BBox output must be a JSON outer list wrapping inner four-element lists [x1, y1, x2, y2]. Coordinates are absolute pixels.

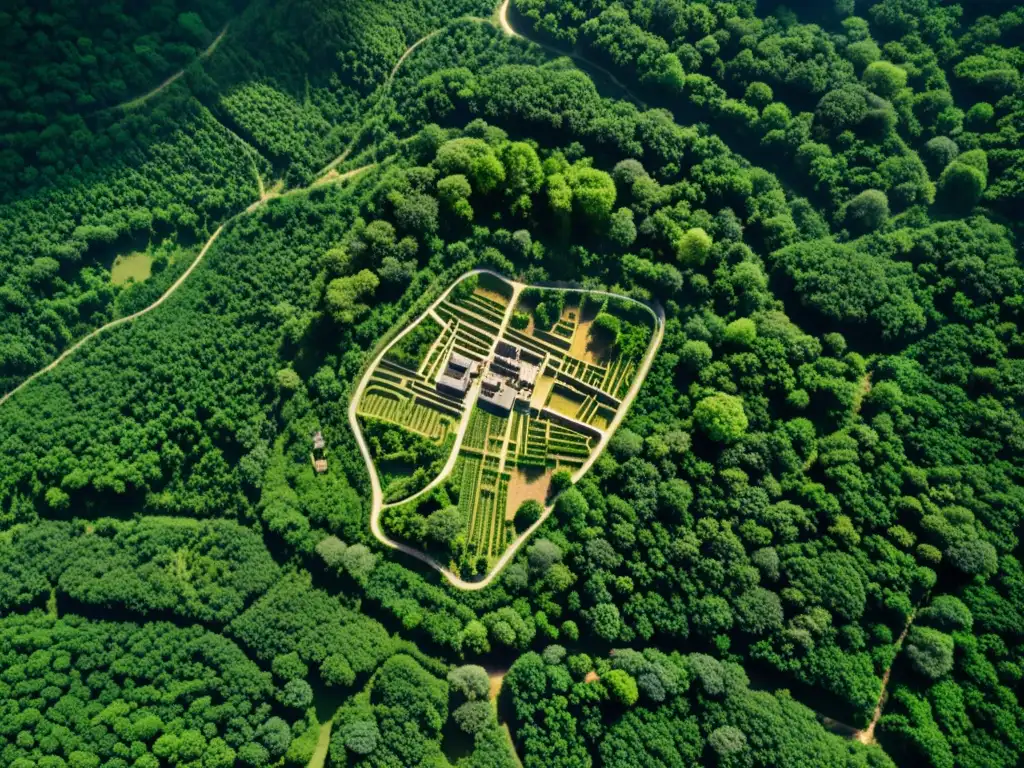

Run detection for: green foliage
[[326, 269, 380, 325], [905, 626, 955, 680], [723, 318, 756, 346], [845, 189, 889, 232], [3, 1, 1024, 765], [229, 572, 393, 678], [938, 161, 987, 210], [693, 393, 749, 443], [448, 664, 491, 701], [603, 669, 639, 706], [675, 227, 712, 266], [0, 613, 288, 767], [515, 499, 544, 531], [862, 61, 907, 98]]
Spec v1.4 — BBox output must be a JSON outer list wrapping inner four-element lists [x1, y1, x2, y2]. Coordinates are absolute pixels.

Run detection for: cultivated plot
[[352, 270, 660, 582]]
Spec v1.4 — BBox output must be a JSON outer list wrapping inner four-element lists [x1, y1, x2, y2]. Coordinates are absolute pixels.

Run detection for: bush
[[923, 137, 959, 173], [342, 720, 379, 755], [453, 701, 492, 734], [675, 227, 713, 265], [681, 340, 713, 370], [709, 725, 748, 756], [945, 538, 997, 577], [938, 162, 986, 210], [448, 665, 491, 701], [862, 61, 907, 98], [452, 274, 478, 301], [593, 312, 622, 341], [918, 596, 972, 632], [602, 669, 639, 706]]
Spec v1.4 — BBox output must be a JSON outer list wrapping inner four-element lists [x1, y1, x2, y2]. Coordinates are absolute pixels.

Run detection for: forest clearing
[[355, 270, 663, 586]]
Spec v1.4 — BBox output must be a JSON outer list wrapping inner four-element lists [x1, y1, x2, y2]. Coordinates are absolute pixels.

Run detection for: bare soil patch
[[568, 318, 611, 365], [488, 669, 507, 701], [506, 465, 551, 518], [530, 373, 555, 410], [475, 287, 511, 306]]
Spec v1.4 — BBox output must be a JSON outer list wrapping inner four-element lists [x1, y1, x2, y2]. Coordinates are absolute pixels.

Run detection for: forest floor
[[112, 23, 231, 112], [486, 668, 525, 768], [853, 371, 873, 415]]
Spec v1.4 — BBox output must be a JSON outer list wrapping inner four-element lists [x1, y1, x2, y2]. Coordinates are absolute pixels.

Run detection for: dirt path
[[0, 221, 223, 408], [855, 610, 916, 744], [853, 371, 873, 415], [352, 269, 664, 590], [316, 26, 449, 177], [112, 23, 230, 112], [497, 0, 646, 109], [0, 162, 374, 410]]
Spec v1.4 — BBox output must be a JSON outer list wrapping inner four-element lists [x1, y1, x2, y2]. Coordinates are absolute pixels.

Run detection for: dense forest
[[1, 0, 1023, 766]]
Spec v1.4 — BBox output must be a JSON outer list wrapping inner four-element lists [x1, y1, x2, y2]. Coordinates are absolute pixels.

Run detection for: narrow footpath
[[111, 23, 231, 112], [497, 0, 646, 108], [0, 16, 446, 408], [856, 610, 917, 744]]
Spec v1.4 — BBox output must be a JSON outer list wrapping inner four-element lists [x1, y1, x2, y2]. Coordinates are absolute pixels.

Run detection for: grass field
[[110, 252, 153, 285]]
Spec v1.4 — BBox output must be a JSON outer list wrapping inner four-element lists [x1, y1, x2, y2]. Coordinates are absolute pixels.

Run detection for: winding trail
[[855, 609, 917, 744], [1, 17, 446, 407], [0, 222, 223, 408], [0, 163, 375, 410], [317, 21, 461, 178], [7, 0, 663, 590], [497, 0, 646, 108], [111, 23, 231, 112], [351, 269, 664, 590]]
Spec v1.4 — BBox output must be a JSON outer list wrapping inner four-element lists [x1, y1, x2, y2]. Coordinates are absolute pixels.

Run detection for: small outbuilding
[[312, 431, 328, 473]]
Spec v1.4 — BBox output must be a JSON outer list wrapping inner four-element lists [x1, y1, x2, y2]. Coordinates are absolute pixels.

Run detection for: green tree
[[325, 270, 379, 325], [905, 626, 954, 679], [938, 162, 986, 210], [693, 393, 748, 442], [515, 499, 543, 531], [724, 318, 757, 346], [862, 61, 907, 98], [426, 506, 462, 546], [603, 669, 639, 706], [448, 665, 491, 701], [568, 166, 617, 221], [845, 189, 889, 232], [675, 227, 713, 265]]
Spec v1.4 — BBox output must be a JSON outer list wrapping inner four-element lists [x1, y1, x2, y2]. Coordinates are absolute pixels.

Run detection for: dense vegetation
[[1, 0, 1023, 766]]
